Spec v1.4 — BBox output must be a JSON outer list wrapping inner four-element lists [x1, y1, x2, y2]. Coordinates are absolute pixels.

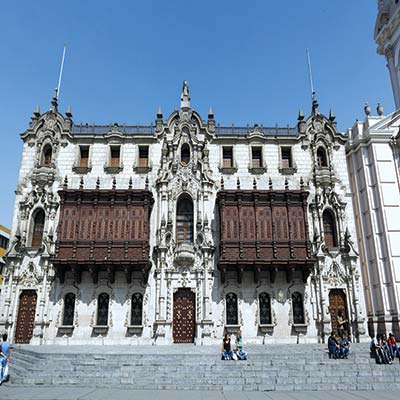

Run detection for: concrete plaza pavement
[[1, 387, 400, 400]]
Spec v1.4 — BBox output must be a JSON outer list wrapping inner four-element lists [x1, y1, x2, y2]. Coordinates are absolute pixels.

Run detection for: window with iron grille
[[226, 292, 238, 325], [42, 145, 52, 166], [323, 210, 338, 248], [31, 209, 45, 248], [259, 292, 271, 325], [110, 146, 120, 167], [63, 293, 75, 326], [222, 147, 233, 168], [281, 147, 292, 168], [97, 293, 109, 326], [317, 147, 328, 167], [138, 146, 149, 167], [181, 144, 190, 165], [130, 293, 143, 325], [251, 147, 262, 168], [79, 146, 89, 167], [176, 196, 194, 243], [292, 292, 305, 324]]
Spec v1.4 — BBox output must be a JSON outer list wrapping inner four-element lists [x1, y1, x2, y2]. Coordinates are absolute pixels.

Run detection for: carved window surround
[[104, 165, 123, 174], [72, 165, 92, 174], [278, 164, 298, 175]]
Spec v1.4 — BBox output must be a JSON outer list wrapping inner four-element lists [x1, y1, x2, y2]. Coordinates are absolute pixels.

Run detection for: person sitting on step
[[387, 333, 400, 362], [234, 332, 247, 360], [380, 334, 392, 364], [328, 331, 340, 359], [339, 332, 350, 358], [221, 333, 234, 360]]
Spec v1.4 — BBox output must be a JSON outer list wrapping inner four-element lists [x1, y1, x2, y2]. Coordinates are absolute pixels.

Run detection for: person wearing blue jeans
[[328, 331, 340, 359], [387, 333, 400, 361], [0, 333, 11, 385], [221, 334, 234, 360], [235, 332, 247, 360], [340, 332, 350, 358]]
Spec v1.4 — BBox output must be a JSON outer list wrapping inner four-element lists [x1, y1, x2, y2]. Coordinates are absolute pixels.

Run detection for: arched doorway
[[15, 290, 37, 343], [173, 289, 195, 343], [329, 289, 349, 336]]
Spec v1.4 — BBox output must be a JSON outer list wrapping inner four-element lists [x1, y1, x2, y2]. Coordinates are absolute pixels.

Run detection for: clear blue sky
[[0, 0, 393, 227]]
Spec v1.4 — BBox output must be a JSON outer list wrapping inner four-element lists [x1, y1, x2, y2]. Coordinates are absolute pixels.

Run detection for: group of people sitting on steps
[[328, 309, 350, 359], [370, 332, 400, 364], [328, 331, 350, 359], [221, 332, 247, 360]]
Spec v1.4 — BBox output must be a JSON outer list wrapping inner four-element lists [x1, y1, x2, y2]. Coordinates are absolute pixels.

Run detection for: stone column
[[386, 46, 400, 109]]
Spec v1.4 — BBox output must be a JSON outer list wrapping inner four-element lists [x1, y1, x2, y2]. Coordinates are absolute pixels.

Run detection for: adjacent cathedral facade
[[0, 83, 366, 345]]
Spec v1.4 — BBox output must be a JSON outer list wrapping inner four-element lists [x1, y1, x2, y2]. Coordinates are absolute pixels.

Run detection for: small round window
[[181, 144, 190, 165]]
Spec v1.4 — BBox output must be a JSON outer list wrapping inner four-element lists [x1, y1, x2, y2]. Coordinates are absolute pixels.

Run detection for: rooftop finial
[[63, 175, 68, 189], [96, 177, 100, 189], [145, 175, 149, 190], [269, 177, 273, 190], [364, 102, 371, 116], [237, 177, 241, 190], [51, 88, 58, 112], [329, 109, 336, 122], [157, 105, 163, 119], [253, 178, 257, 190], [112, 176, 116, 190], [66, 105, 73, 119], [285, 177, 289, 190], [128, 176, 133, 190], [79, 176, 84, 189], [208, 106, 214, 119], [312, 91, 319, 116], [180, 80, 190, 110], [300, 176, 304, 190], [377, 103, 384, 116], [220, 176, 224, 190]]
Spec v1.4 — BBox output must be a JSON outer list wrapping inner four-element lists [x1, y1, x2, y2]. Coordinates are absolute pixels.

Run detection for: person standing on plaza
[[0, 333, 11, 385], [336, 309, 347, 339]]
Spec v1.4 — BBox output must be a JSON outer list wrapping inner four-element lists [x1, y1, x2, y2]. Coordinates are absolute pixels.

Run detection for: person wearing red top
[[387, 333, 400, 361]]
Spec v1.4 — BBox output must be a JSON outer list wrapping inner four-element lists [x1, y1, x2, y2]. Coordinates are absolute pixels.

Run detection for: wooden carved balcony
[[52, 188, 153, 284], [217, 189, 315, 284]]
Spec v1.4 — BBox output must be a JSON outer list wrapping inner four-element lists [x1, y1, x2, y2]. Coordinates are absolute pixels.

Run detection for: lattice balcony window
[[317, 147, 328, 167], [226, 292, 238, 325], [62, 293, 76, 326], [41, 144, 53, 166], [110, 146, 120, 167], [223, 147, 233, 168]]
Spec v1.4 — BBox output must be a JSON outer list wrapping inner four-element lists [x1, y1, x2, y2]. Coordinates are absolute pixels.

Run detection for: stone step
[[9, 345, 400, 391]]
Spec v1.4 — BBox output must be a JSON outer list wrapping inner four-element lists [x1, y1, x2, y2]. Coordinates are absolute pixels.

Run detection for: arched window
[[323, 209, 338, 248], [181, 143, 190, 165], [97, 293, 109, 326], [316, 147, 328, 167], [62, 293, 76, 326], [42, 145, 53, 166], [226, 292, 238, 325], [292, 292, 305, 324], [31, 209, 45, 248], [130, 293, 143, 325], [176, 196, 194, 243], [259, 292, 271, 325]]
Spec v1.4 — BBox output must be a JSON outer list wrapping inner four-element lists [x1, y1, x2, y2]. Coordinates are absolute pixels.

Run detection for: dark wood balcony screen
[[218, 190, 312, 265], [54, 189, 153, 264]]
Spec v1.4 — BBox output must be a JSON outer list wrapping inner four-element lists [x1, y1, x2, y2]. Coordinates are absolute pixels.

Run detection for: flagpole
[[56, 45, 67, 100]]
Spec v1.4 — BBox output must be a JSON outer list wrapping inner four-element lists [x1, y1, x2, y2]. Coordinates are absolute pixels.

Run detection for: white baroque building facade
[[343, 0, 400, 337], [0, 84, 366, 345]]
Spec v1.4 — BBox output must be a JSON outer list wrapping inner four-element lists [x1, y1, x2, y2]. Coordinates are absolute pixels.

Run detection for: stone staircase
[[8, 343, 400, 391]]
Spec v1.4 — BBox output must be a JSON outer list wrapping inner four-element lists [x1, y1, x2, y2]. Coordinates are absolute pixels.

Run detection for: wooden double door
[[329, 289, 349, 335], [173, 289, 195, 343], [15, 290, 37, 344]]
